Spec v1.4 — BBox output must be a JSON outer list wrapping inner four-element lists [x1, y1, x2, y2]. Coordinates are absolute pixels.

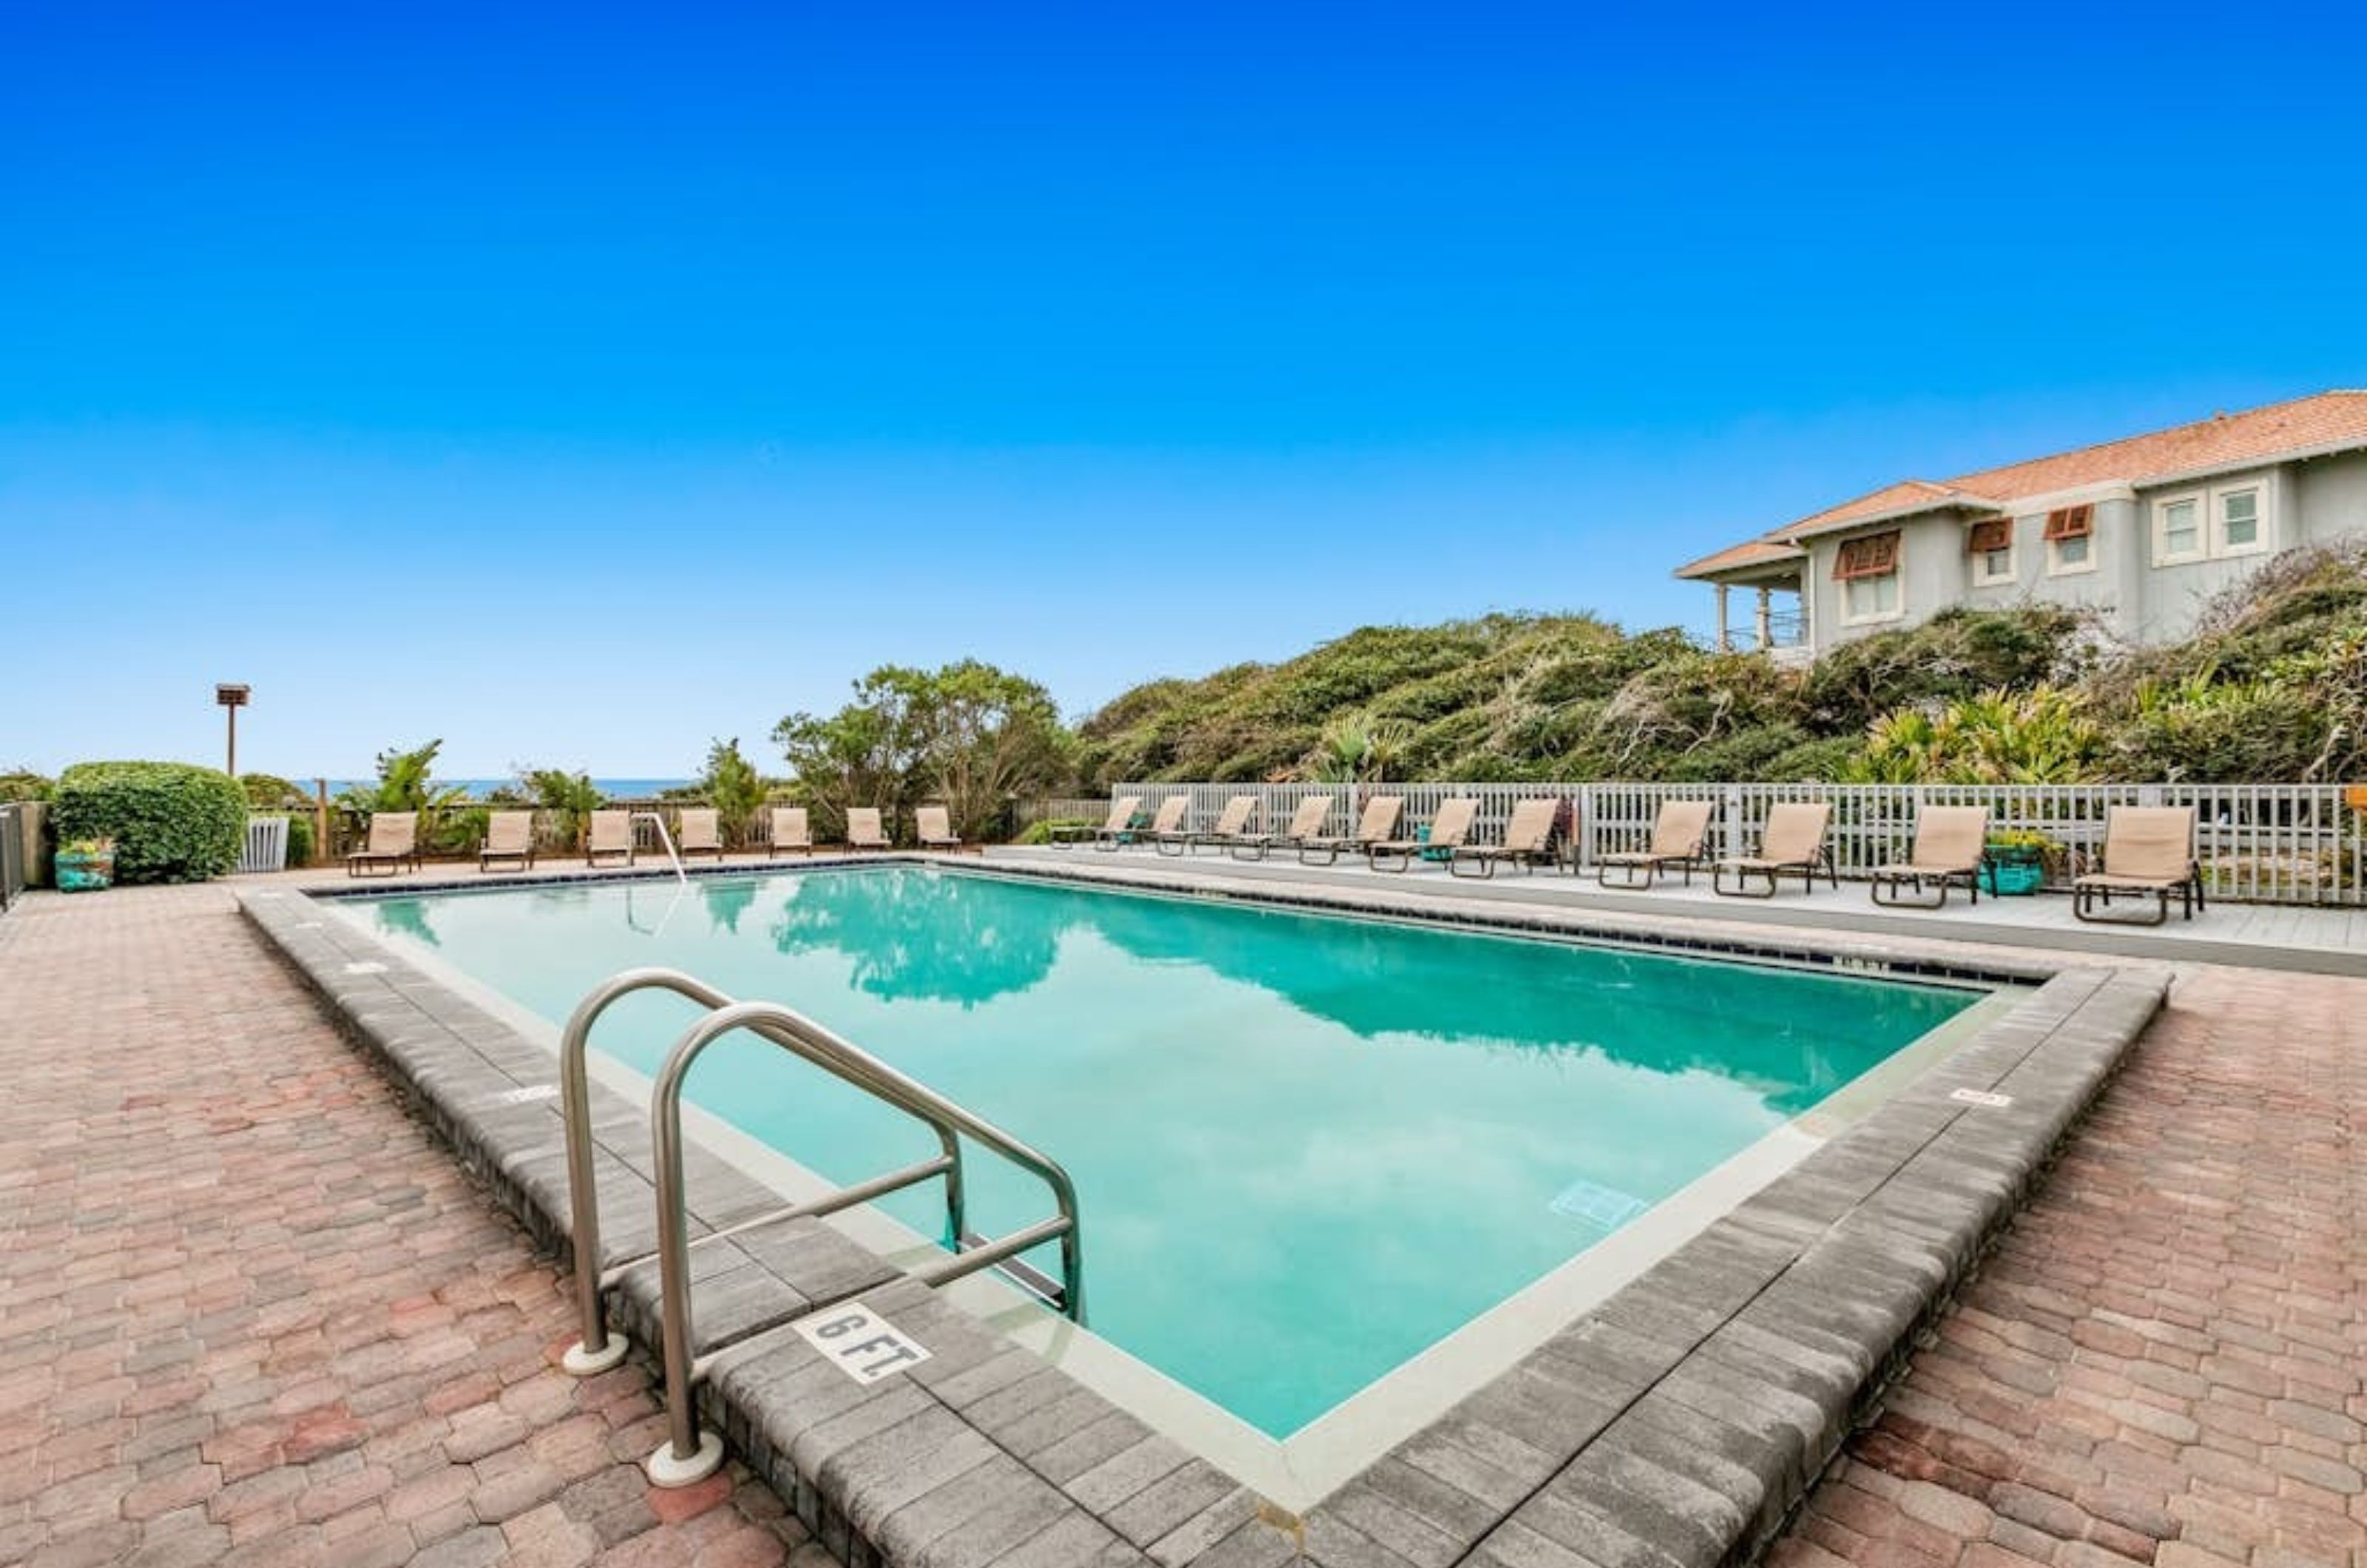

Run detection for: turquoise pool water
[[355, 866, 1979, 1436]]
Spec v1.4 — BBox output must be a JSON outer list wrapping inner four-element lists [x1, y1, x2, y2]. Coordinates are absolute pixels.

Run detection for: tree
[[774, 661, 1071, 842], [696, 739, 769, 845], [925, 660, 1071, 840], [772, 669, 936, 839]]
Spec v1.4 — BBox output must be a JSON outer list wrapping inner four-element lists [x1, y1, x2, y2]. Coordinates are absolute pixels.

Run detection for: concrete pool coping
[[242, 857, 2168, 1568]]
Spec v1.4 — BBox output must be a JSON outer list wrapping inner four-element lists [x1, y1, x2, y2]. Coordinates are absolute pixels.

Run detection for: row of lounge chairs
[[1055, 794, 2206, 924], [345, 805, 970, 877], [1057, 794, 1559, 878], [1597, 800, 2204, 922]]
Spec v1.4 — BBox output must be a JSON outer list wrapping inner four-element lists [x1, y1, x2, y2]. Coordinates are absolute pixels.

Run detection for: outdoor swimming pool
[[348, 865, 1984, 1443]]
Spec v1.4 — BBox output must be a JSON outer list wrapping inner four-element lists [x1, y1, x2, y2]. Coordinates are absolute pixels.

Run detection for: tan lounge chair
[[478, 811, 536, 873], [767, 806, 813, 856], [845, 807, 891, 851], [1712, 802, 1834, 898], [1107, 796, 1188, 851], [2073, 806, 2203, 925], [1370, 797, 1477, 872], [1157, 794, 1257, 856], [1297, 796, 1403, 866], [677, 808, 724, 861], [1227, 795, 1334, 862], [347, 811, 421, 877], [916, 805, 963, 851], [1054, 796, 1139, 848], [1870, 805, 1989, 907], [587, 809, 635, 868], [1451, 798, 1563, 879], [1596, 800, 1714, 888]]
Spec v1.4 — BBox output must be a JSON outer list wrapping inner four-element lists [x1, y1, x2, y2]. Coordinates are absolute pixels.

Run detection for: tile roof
[[1676, 391, 2367, 580], [1670, 536, 1804, 578]]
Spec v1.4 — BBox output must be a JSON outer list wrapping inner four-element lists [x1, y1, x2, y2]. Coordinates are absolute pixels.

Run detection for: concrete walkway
[[0, 884, 833, 1568]]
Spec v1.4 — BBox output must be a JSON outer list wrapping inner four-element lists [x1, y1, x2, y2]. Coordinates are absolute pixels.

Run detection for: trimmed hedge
[[53, 762, 248, 883]]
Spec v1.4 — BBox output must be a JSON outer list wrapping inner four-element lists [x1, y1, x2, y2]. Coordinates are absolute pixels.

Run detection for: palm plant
[[1304, 711, 1412, 782]]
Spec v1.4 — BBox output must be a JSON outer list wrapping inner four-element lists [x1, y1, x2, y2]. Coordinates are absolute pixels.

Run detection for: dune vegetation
[[1070, 541, 2367, 788]]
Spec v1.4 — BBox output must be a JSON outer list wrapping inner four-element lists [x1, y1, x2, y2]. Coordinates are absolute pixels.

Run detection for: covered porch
[[1674, 538, 1811, 660]]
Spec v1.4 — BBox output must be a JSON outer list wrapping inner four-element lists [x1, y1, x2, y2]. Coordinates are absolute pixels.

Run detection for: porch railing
[[1107, 780, 2367, 907]]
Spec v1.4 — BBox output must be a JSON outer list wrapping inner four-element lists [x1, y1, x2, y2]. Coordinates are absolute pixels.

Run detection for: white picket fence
[[1108, 780, 2367, 907]]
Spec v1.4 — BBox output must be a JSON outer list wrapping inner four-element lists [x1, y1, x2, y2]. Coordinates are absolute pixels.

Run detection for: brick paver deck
[[1770, 967, 2366, 1568], [4, 877, 2360, 1568], [0, 883, 834, 1568]]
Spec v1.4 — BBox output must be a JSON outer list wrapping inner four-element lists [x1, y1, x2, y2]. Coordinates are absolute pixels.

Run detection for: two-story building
[[1676, 391, 2367, 660]]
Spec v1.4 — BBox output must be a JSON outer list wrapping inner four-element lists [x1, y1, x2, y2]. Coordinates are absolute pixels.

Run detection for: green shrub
[[53, 762, 247, 883], [1848, 686, 2107, 783], [283, 811, 317, 868], [1016, 817, 1098, 845], [240, 773, 311, 810], [0, 769, 53, 802], [1798, 607, 2087, 735]]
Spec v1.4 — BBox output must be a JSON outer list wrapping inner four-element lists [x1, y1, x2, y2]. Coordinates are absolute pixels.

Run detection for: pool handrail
[[552, 967, 1086, 1484], [644, 996, 1084, 1483]]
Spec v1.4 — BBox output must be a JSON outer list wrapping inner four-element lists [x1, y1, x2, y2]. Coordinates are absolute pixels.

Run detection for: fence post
[[313, 779, 331, 868], [1721, 784, 1743, 860]]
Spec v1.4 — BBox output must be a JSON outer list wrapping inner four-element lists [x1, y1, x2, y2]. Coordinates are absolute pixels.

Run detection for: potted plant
[[1980, 828, 2058, 896], [55, 836, 117, 892]]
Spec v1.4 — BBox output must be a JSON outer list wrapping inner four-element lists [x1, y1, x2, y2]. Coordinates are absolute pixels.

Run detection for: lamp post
[[215, 684, 251, 776]]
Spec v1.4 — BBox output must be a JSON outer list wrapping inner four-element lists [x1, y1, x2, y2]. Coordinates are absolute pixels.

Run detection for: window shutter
[[2042, 504, 2094, 541], [1965, 518, 2012, 554], [1834, 530, 1902, 581]]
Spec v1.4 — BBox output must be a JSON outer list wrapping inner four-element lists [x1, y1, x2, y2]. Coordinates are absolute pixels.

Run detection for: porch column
[[1714, 583, 1730, 652], [1755, 585, 1772, 652]]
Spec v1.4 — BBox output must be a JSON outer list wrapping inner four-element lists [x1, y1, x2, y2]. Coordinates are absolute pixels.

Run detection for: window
[[2152, 493, 2203, 564], [2151, 482, 2269, 564], [2043, 504, 2096, 575], [2217, 487, 2263, 554], [1834, 530, 1903, 622], [1965, 517, 2015, 584]]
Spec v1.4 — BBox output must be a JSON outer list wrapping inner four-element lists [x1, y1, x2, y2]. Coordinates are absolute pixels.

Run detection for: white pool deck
[[982, 844, 2367, 976]]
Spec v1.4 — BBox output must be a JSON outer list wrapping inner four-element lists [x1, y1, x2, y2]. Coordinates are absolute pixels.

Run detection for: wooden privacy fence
[[1109, 780, 2367, 907]]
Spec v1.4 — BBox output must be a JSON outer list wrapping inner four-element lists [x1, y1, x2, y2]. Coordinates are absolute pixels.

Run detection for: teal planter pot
[[55, 848, 115, 892], [1980, 850, 2047, 896]]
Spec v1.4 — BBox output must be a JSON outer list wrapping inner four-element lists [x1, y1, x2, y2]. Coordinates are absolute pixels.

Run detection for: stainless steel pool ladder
[[553, 967, 1087, 1487], [633, 811, 689, 885]]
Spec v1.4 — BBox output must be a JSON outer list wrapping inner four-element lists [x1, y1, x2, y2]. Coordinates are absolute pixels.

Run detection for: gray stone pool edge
[[239, 866, 2165, 1568]]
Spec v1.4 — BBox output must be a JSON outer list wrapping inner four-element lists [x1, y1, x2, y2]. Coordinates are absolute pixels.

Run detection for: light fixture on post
[[215, 683, 251, 776]]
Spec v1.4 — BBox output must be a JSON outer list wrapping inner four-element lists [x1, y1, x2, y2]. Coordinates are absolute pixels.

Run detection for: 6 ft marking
[[791, 1302, 932, 1385]]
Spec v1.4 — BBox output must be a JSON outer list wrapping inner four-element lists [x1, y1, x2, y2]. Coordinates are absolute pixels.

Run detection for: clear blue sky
[[6, 1, 2363, 778]]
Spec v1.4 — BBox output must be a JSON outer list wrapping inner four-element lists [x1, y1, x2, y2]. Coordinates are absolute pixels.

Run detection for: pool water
[[355, 865, 1978, 1436]]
